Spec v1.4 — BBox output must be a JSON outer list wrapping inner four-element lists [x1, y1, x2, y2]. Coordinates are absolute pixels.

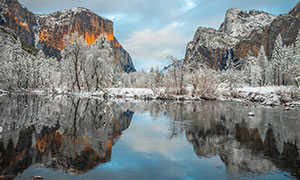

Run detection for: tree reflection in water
[[0, 95, 299, 179], [0, 94, 133, 177]]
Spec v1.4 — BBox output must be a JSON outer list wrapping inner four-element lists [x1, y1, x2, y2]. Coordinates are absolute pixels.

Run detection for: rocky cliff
[[0, 0, 38, 47], [234, 2, 300, 60], [0, 0, 136, 72], [185, 5, 296, 70]]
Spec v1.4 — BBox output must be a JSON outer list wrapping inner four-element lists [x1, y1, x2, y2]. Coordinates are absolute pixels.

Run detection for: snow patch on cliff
[[191, 27, 239, 49], [219, 8, 275, 38]]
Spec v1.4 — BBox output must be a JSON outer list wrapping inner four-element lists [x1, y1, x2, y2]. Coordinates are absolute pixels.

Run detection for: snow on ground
[[237, 86, 292, 95], [219, 86, 300, 106], [106, 88, 154, 98], [3, 86, 300, 107]]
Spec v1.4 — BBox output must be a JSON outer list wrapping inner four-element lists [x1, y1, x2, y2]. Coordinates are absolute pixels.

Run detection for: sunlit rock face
[[185, 2, 300, 70], [0, 0, 37, 47], [0, 95, 133, 176], [37, 8, 113, 51], [0, 0, 136, 72]]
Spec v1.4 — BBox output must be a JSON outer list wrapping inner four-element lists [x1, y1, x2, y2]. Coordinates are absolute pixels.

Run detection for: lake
[[0, 94, 299, 180]]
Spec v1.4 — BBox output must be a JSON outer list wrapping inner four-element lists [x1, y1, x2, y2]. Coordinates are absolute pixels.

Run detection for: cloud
[[123, 23, 188, 69], [184, 0, 196, 11], [120, 115, 190, 160], [124, 23, 187, 59]]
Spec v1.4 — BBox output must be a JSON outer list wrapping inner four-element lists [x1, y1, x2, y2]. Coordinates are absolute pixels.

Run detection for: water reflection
[[0, 94, 133, 177], [117, 101, 300, 178], [0, 95, 299, 179]]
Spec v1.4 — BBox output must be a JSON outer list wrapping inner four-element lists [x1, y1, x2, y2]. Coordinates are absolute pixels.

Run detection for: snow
[[218, 86, 300, 106], [67, 86, 299, 107], [191, 27, 239, 49], [37, 6, 111, 30], [185, 7, 275, 68], [106, 88, 154, 98], [237, 86, 291, 95], [219, 8, 275, 38]]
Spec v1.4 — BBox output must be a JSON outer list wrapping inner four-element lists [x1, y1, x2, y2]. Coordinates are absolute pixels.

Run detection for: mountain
[[185, 6, 284, 70], [234, 2, 300, 61], [0, 0, 135, 72]]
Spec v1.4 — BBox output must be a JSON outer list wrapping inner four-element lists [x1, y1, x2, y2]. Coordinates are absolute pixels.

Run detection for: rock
[[37, 8, 136, 72], [185, 7, 275, 70], [248, 112, 255, 116], [185, 27, 239, 70], [291, 104, 296, 108], [254, 95, 265, 102], [185, 2, 300, 72], [200, 94, 217, 101], [1, 0, 135, 72], [33, 176, 44, 179], [0, 126, 3, 134]]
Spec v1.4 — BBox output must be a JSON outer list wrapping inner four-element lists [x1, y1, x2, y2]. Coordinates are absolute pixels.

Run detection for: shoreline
[[1, 87, 300, 108]]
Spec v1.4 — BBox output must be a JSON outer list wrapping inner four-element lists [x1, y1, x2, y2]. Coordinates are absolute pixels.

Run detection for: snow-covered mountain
[[219, 8, 275, 38], [185, 3, 300, 70], [0, 0, 136, 72]]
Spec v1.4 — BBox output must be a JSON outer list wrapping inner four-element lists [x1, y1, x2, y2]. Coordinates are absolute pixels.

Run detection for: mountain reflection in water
[[0, 95, 133, 177], [0, 95, 299, 179]]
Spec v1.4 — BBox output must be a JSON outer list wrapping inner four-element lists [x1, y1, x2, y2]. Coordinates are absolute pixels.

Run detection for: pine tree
[[257, 46, 269, 86], [271, 34, 284, 86]]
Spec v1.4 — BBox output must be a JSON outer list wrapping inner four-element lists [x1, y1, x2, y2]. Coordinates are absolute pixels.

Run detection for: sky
[[19, 0, 298, 71]]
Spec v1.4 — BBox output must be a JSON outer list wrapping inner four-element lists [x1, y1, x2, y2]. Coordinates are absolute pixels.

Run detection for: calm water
[[0, 94, 300, 180]]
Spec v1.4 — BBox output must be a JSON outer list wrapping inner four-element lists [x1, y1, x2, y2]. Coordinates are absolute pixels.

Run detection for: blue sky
[[19, 0, 298, 70]]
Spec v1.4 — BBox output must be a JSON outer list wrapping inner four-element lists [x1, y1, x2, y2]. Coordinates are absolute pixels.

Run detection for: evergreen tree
[[271, 34, 284, 86], [257, 46, 269, 86]]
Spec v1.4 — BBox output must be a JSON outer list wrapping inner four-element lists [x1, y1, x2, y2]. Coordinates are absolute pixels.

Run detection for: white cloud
[[121, 117, 191, 160], [184, 0, 196, 11], [106, 14, 125, 22], [124, 23, 187, 60]]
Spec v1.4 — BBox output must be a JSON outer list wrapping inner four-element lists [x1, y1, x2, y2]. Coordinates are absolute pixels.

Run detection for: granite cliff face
[[0, 0, 135, 72], [234, 2, 300, 60], [0, 0, 38, 47], [219, 8, 276, 38], [185, 4, 299, 70]]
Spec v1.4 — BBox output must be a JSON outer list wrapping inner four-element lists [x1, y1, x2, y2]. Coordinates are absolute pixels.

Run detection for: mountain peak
[[41, 6, 110, 21], [288, 0, 300, 16], [219, 8, 275, 38]]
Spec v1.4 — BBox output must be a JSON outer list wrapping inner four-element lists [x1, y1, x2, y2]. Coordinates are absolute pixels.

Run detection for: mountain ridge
[[0, 0, 136, 72], [185, 2, 300, 70]]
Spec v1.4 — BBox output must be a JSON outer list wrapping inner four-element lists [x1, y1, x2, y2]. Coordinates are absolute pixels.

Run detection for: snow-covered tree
[[257, 46, 269, 86], [222, 57, 241, 90], [154, 67, 163, 88], [282, 45, 296, 86], [271, 34, 284, 86], [61, 33, 87, 92], [166, 56, 187, 95], [85, 34, 117, 92]]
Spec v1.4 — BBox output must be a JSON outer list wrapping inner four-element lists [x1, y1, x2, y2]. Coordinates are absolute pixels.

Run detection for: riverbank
[[1, 86, 300, 107], [76, 86, 300, 107]]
